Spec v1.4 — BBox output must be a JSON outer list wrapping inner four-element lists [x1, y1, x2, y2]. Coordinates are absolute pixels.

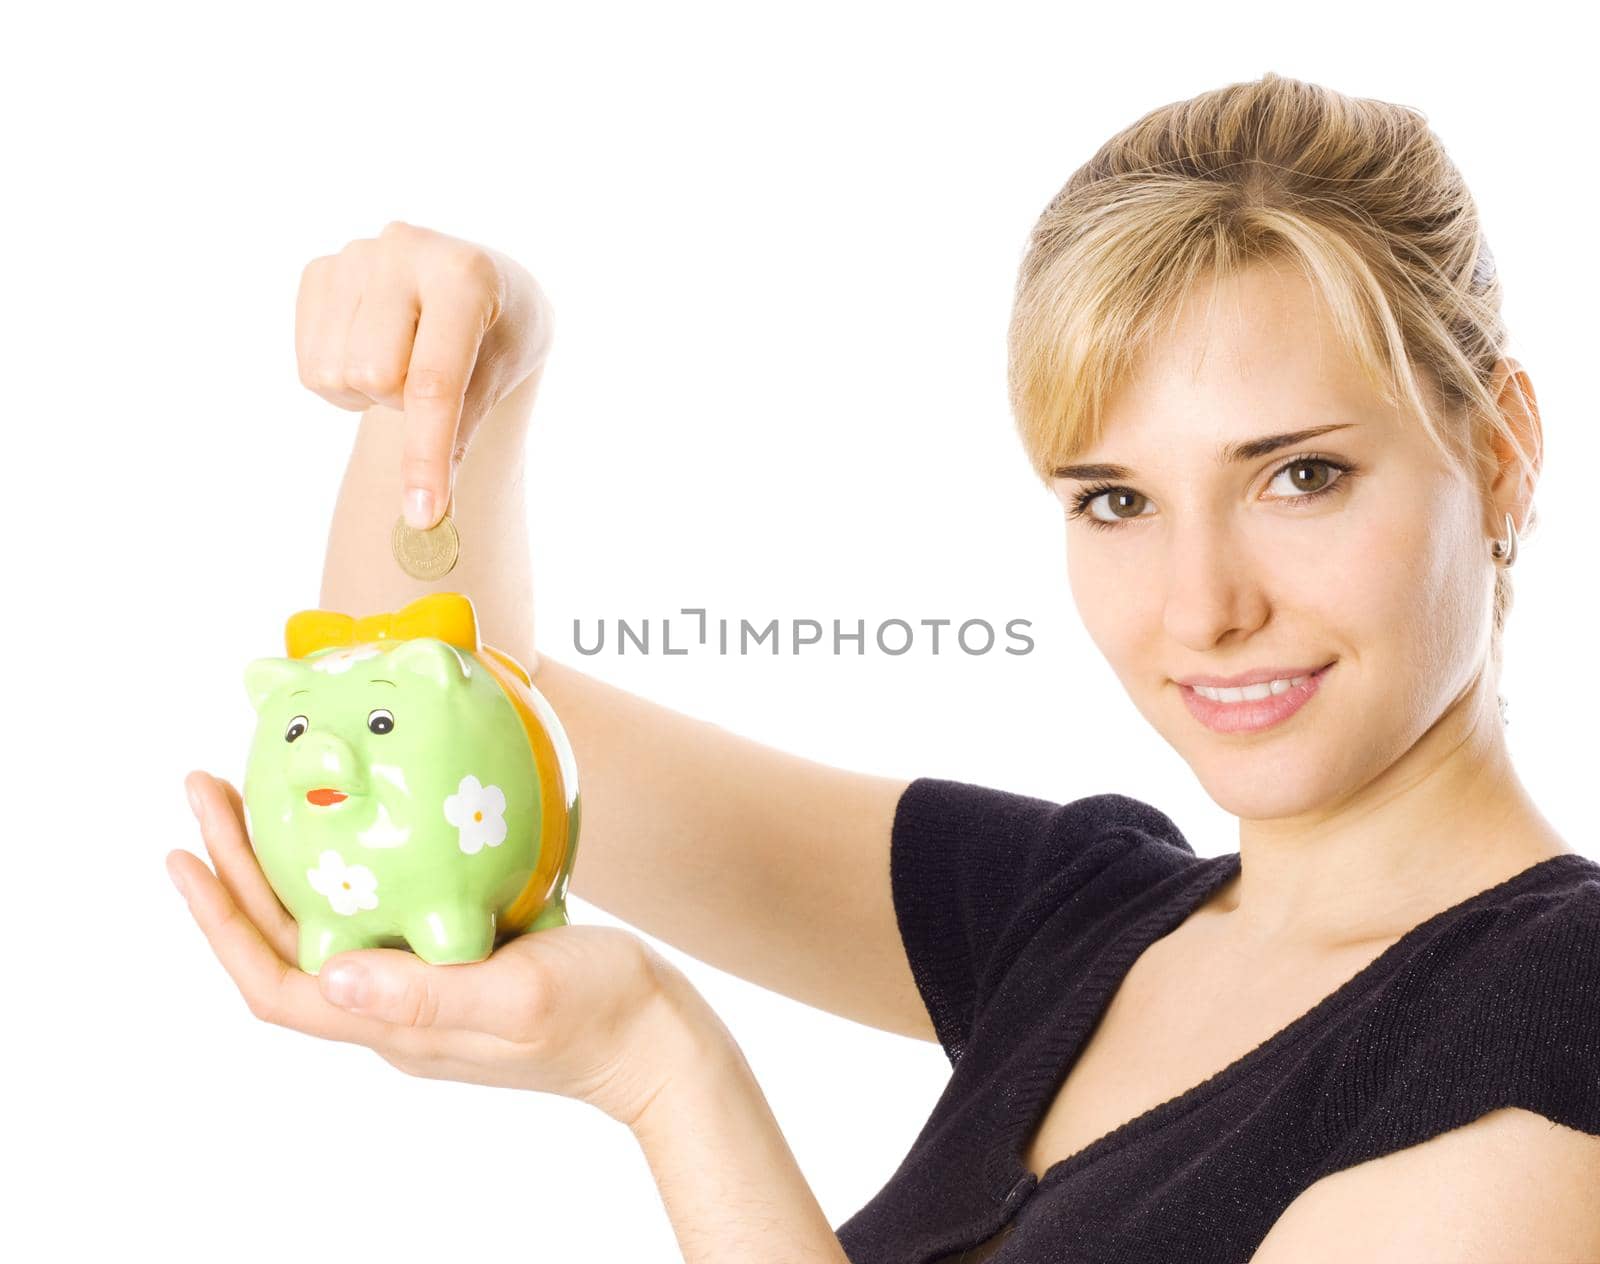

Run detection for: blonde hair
[[1007, 71, 1538, 667]]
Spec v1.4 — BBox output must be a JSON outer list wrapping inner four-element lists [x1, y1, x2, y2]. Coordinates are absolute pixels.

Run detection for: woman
[[168, 72, 1600, 1261]]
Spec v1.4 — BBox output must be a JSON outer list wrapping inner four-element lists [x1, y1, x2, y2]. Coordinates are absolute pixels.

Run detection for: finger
[[398, 277, 496, 528], [165, 845, 400, 1048], [295, 248, 376, 412], [319, 937, 555, 1042], [342, 251, 419, 414], [184, 770, 297, 963]]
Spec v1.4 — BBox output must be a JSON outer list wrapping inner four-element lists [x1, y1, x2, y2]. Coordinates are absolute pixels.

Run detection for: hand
[[168, 770, 720, 1128], [294, 221, 555, 531]]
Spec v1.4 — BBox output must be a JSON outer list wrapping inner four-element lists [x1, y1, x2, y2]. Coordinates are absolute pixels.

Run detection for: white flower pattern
[[308, 644, 383, 674], [444, 774, 508, 855], [306, 850, 380, 916]]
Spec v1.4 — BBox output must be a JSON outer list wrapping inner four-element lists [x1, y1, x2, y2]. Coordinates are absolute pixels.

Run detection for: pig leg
[[527, 898, 570, 931], [297, 921, 376, 976], [403, 906, 497, 965]]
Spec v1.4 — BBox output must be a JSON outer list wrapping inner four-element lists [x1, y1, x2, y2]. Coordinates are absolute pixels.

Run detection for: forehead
[[1088, 259, 1391, 457], [287, 675, 397, 698]]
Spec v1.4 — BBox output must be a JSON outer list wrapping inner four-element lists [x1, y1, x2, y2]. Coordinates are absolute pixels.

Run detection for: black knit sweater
[[833, 777, 1600, 1263]]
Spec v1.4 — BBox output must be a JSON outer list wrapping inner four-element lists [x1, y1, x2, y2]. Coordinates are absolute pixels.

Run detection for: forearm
[[316, 321, 908, 1036], [632, 1004, 849, 1264], [319, 365, 545, 667]]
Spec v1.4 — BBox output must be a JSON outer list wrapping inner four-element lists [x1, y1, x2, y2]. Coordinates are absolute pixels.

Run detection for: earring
[[1490, 511, 1518, 567], [1497, 693, 1510, 727]]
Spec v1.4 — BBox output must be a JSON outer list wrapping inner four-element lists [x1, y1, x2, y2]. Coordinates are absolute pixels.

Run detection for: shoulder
[[1338, 855, 1600, 1133], [886, 779, 1201, 1066], [892, 778, 1196, 900], [895, 778, 1192, 851], [1462, 853, 1600, 1031], [1262, 856, 1600, 1260], [1353, 853, 1600, 1049], [1250, 1106, 1600, 1262]]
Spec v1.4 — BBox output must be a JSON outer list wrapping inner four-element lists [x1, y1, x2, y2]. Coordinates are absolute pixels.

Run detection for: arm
[[631, 991, 850, 1264], [172, 768, 846, 1262], [321, 381, 540, 665], [308, 225, 934, 1044], [1249, 1107, 1600, 1262]]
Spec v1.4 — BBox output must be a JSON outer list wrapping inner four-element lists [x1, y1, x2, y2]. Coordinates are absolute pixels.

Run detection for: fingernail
[[166, 855, 190, 901], [186, 779, 204, 821], [323, 964, 371, 1009], [404, 488, 435, 529]]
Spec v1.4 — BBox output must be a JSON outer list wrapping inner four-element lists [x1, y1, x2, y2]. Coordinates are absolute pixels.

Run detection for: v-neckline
[[985, 848, 1589, 1197]]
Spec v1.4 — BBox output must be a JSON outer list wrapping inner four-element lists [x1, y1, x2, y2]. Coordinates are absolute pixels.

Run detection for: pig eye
[[368, 708, 395, 735], [284, 715, 309, 743]]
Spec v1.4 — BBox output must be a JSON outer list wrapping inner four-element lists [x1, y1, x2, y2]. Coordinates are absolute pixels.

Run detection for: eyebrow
[[1051, 423, 1358, 481], [369, 679, 396, 687], [289, 689, 307, 698]]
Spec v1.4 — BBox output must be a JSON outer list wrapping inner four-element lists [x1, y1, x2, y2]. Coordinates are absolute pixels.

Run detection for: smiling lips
[[306, 788, 348, 806]]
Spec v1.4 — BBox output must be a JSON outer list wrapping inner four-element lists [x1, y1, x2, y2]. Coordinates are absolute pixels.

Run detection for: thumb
[[318, 947, 486, 1030]]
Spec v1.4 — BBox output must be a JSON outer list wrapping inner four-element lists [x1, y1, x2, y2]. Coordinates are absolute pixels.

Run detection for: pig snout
[[286, 730, 370, 802]]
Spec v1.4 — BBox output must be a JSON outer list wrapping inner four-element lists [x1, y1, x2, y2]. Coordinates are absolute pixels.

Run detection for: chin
[[1203, 777, 1328, 822], [1176, 730, 1349, 821]]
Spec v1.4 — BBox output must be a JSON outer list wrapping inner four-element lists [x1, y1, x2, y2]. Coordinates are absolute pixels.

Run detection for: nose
[[1161, 519, 1268, 652], [286, 730, 368, 798]]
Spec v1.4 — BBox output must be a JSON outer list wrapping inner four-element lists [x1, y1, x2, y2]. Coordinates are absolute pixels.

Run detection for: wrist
[[628, 971, 750, 1138], [622, 983, 847, 1263]]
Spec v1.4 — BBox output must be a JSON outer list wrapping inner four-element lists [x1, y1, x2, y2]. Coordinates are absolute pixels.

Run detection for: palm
[[169, 770, 697, 1123]]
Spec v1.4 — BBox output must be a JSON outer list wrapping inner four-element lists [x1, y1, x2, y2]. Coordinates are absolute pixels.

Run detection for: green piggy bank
[[242, 593, 580, 975]]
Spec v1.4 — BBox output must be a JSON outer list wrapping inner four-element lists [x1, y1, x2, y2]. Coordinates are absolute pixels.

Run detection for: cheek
[[1065, 536, 1158, 660], [1276, 473, 1482, 660], [1064, 533, 1103, 618], [1064, 538, 1107, 645], [1411, 480, 1494, 660], [1286, 505, 1421, 626]]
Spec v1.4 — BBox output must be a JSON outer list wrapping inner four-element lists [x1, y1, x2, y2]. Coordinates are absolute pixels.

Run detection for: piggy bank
[[242, 593, 580, 975]]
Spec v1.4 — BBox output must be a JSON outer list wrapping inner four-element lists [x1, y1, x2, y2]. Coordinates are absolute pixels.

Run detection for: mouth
[[1177, 661, 1336, 735], [306, 788, 349, 807], [1177, 662, 1337, 704], [1176, 660, 1337, 691]]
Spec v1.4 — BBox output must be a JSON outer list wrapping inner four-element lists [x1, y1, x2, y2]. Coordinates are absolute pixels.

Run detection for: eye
[[1094, 488, 1153, 524], [284, 715, 308, 743], [1267, 457, 1340, 497], [1068, 485, 1157, 529], [367, 708, 395, 735], [1065, 454, 1356, 533]]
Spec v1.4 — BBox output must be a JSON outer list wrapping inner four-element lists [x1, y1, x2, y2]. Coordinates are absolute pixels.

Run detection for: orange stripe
[[476, 645, 573, 933]]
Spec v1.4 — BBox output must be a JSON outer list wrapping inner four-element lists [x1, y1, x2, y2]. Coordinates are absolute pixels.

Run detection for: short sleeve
[[888, 776, 1193, 1067], [1317, 878, 1600, 1177]]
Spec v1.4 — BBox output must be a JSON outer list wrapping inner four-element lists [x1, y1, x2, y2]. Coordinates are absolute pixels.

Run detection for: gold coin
[[391, 508, 460, 580]]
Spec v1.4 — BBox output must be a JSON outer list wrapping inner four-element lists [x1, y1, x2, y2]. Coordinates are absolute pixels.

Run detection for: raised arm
[[302, 222, 934, 1045]]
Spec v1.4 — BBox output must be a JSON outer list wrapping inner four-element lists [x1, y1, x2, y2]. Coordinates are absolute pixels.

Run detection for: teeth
[[1194, 674, 1310, 703]]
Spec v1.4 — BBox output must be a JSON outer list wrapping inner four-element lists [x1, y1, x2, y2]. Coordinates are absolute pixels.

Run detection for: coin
[[391, 505, 460, 580]]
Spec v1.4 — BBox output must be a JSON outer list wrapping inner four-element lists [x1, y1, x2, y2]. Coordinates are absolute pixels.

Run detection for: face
[[1051, 260, 1497, 822], [241, 638, 535, 864]]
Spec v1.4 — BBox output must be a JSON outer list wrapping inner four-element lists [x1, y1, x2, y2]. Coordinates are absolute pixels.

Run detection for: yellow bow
[[285, 593, 482, 659]]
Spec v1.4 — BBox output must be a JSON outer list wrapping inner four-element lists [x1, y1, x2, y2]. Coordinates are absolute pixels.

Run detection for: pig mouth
[[306, 788, 350, 807]]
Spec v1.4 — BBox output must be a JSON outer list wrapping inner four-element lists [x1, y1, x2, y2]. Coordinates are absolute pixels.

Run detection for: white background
[[6, 2, 1596, 1259]]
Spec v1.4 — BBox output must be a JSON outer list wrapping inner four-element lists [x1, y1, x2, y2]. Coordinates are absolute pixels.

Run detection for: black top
[[833, 777, 1600, 1264]]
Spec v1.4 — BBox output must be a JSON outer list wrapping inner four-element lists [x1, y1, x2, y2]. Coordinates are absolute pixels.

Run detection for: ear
[[386, 637, 471, 689], [1484, 356, 1542, 532], [244, 657, 309, 712]]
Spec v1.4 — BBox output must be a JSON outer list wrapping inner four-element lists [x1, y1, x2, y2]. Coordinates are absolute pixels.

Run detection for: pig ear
[[385, 638, 470, 689], [244, 657, 308, 712]]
